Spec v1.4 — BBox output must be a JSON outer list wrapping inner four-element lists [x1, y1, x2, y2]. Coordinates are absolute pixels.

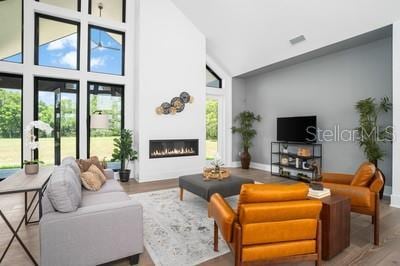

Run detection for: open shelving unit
[[270, 142, 322, 182]]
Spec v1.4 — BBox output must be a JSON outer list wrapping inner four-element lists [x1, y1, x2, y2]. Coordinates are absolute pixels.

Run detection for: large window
[[89, 0, 126, 23], [37, 0, 80, 11], [34, 78, 79, 165], [35, 14, 80, 70], [206, 65, 222, 88], [0, 0, 23, 63], [206, 98, 219, 160], [87, 82, 124, 169], [88, 26, 124, 76], [0, 74, 23, 178]]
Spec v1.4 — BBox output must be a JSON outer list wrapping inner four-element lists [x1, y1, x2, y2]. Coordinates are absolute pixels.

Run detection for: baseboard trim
[[391, 194, 400, 208]]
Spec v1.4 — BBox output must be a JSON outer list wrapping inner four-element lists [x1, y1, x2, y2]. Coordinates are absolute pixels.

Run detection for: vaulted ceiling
[[171, 0, 400, 76]]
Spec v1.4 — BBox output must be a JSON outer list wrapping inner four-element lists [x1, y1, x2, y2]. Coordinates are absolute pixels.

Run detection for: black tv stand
[[270, 142, 322, 182]]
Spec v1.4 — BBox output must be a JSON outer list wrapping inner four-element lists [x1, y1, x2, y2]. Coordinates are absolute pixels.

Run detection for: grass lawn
[[1, 137, 219, 168]]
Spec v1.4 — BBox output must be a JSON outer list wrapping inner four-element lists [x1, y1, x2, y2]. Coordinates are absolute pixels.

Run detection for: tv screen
[[277, 116, 317, 143]]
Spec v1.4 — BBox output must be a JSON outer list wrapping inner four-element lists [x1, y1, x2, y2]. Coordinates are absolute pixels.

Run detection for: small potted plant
[[210, 153, 224, 172], [232, 111, 261, 169], [24, 121, 53, 175], [111, 129, 138, 182], [282, 144, 289, 154]]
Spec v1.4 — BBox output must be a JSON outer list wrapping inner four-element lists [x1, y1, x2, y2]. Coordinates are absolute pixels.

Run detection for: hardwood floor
[[1, 168, 399, 266]]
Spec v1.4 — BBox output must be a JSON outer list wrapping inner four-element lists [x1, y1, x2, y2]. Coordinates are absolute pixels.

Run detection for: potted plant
[[24, 121, 53, 175], [111, 129, 138, 182], [355, 96, 392, 198], [232, 111, 261, 169], [282, 144, 289, 154]]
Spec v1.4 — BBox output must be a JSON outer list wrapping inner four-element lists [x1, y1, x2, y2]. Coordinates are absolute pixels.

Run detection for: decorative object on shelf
[[297, 148, 311, 157], [111, 129, 138, 182], [232, 111, 261, 169], [310, 160, 323, 190], [302, 161, 311, 170], [297, 173, 309, 180], [203, 167, 231, 181], [281, 155, 289, 166], [355, 96, 392, 199], [295, 158, 301, 168], [282, 144, 288, 154], [24, 121, 53, 175], [156, 91, 194, 115]]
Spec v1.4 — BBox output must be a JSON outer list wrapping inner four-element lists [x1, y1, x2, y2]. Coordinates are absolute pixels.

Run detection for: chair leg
[[214, 221, 219, 251], [316, 220, 322, 266], [374, 194, 380, 246], [129, 254, 140, 265]]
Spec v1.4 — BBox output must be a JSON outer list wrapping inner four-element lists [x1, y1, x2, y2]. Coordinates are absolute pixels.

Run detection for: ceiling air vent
[[290, 35, 306, 45]]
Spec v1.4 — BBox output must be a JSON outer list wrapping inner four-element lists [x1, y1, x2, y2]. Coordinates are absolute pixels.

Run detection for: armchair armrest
[[322, 172, 354, 185], [40, 200, 143, 266], [209, 193, 237, 243]]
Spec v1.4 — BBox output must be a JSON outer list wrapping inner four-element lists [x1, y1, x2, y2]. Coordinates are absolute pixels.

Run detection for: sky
[[2, 28, 122, 75]]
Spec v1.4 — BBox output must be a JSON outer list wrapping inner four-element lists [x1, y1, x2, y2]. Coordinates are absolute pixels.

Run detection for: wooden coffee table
[[319, 194, 351, 260]]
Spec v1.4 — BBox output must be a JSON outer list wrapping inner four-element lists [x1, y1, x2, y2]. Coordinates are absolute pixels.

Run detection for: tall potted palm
[[232, 111, 261, 169], [111, 129, 138, 182], [355, 96, 392, 198]]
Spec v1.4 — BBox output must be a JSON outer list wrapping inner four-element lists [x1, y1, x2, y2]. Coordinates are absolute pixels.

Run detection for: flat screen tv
[[277, 116, 317, 143]]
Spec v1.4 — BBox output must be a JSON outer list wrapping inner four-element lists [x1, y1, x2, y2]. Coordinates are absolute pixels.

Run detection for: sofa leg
[[129, 254, 140, 265]]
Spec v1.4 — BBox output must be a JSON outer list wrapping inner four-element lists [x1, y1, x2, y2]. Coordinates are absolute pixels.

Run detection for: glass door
[[34, 78, 79, 165], [206, 96, 223, 160]]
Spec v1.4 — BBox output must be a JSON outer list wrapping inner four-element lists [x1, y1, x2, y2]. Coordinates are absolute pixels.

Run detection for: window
[[0, 0, 23, 63], [35, 14, 80, 70], [0, 74, 23, 179], [37, 0, 80, 11], [88, 26, 124, 76], [206, 65, 222, 88], [89, 0, 126, 23], [34, 78, 79, 165], [206, 98, 219, 160], [87, 82, 124, 170]]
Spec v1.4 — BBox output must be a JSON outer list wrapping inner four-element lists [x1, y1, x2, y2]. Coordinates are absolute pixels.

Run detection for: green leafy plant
[[232, 111, 261, 150], [355, 96, 392, 165], [111, 129, 138, 170]]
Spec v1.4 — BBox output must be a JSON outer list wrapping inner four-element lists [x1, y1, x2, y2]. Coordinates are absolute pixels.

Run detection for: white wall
[[135, 0, 206, 181]]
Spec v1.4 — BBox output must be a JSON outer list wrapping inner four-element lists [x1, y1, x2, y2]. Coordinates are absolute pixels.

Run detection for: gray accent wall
[[233, 38, 393, 185]]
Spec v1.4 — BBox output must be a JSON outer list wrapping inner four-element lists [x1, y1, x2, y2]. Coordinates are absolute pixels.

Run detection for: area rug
[[129, 188, 238, 266]]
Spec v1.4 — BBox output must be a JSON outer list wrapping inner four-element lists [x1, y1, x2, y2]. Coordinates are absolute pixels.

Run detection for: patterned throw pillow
[[80, 171, 102, 191], [87, 164, 107, 183], [76, 156, 105, 174]]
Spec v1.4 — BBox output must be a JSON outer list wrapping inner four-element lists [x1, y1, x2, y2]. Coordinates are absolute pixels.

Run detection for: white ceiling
[[171, 0, 400, 77]]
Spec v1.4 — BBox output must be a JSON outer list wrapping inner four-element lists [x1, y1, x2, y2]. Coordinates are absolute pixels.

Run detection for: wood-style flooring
[[0, 168, 399, 266]]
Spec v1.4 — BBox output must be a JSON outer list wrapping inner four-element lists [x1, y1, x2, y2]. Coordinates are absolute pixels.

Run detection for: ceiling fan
[[91, 3, 121, 51]]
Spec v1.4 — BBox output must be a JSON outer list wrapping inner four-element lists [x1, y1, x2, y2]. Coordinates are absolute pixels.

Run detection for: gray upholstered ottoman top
[[179, 173, 254, 201]]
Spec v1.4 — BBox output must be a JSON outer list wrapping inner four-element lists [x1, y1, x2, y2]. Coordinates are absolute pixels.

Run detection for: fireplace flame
[[151, 147, 196, 157]]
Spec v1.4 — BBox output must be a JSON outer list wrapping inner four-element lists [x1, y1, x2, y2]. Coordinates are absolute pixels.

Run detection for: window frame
[[87, 25, 125, 76], [88, 0, 126, 23], [34, 13, 81, 70], [0, 73, 24, 172], [0, 0, 24, 64], [206, 65, 223, 89], [35, 0, 82, 12], [86, 82, 125, 169], [33, 77, 80, 165]]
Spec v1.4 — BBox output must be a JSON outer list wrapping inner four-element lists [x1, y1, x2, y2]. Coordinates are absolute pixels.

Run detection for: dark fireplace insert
[[149, 139, 199, 159]]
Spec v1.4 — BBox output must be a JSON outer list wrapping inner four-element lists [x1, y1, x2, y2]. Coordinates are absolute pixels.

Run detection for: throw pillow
[[47, 166, 81, 212], [76, 156, 104, 173], [80, 171, 103, 191], [351, 162, 376, 187], [87, 164, 107, 183]]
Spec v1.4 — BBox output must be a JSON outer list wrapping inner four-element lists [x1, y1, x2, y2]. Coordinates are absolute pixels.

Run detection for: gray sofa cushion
[[80, 192, 129, 207], [61, 156, 82, 184], [82, 179, 124, 196], [47, 166, 82, 212]]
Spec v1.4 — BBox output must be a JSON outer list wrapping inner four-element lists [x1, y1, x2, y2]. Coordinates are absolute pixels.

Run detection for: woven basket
[[203, 168, 231, 180]]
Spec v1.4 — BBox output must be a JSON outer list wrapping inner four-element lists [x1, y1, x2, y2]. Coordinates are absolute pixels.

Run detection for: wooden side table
[[319, 194, 351, 260]]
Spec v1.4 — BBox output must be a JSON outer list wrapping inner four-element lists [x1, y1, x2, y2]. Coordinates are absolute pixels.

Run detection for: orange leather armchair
[[209, 183, 322, 266], [322, 162, 384, 245]]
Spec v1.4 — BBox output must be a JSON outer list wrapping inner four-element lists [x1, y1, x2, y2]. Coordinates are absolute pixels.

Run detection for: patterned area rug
[[130, 188, 238, 266]]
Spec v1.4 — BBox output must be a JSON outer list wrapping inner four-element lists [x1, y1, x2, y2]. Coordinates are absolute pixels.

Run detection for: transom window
[[89, 25, 124, 76], [89, 0, 126, 23], [35, 14, 80, 70], [0, 0, 23, 63], [37, 0, 81, 11], [206, 65, 222, 88]]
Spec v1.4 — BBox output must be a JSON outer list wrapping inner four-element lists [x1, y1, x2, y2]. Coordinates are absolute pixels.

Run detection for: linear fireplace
[[149, 139, 199, 159]]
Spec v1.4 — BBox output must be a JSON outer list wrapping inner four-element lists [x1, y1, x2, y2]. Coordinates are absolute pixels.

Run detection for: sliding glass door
[[34, 78, 79, 165]]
